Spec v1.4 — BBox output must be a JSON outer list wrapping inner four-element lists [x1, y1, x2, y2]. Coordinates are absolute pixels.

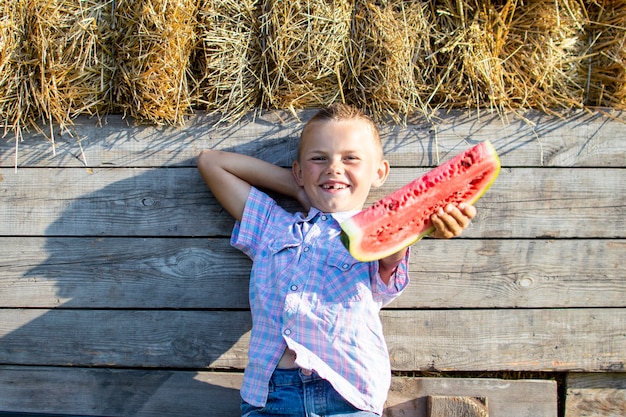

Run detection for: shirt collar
[[298, 207, 361, 224], [330, 210, 361, 223], [298, 207, 322, 223]]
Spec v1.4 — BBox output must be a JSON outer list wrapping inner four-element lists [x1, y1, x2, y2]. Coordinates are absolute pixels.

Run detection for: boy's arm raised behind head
[[197, 150, 305, 221]]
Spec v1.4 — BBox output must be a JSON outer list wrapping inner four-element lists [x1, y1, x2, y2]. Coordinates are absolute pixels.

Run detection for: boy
[[197, 104, 475, 416]]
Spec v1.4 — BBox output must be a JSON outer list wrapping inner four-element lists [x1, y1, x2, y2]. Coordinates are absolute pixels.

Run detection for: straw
[[1, 0, 115, 159], [584, 1, 626, 109], [423, 0, 590, 116], [259, 0, 353, 114], [192, 0, 261, 124], [2, 0, 625, 143], [499, 0, 588, 114], [112, 0, 197, 126], [0, 0, 29, 139], [348, 0, 432, 122], [27, 0, 115, 135], [426, 0, 506, 112]]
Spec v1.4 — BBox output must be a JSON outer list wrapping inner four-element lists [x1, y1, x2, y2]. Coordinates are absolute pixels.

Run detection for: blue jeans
[[241, 368, 379, 417]]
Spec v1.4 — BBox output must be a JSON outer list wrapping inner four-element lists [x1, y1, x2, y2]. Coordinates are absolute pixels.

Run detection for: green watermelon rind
[[340, 140, 501, 262]]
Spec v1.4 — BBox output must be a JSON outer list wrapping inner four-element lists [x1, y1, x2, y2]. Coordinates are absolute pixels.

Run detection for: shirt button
[[290, 284, 298, 291], [284, 329, 292, 336], [321, 215, 328, 221], [303, 247, 310, 252], [342, 263, 350, 270]]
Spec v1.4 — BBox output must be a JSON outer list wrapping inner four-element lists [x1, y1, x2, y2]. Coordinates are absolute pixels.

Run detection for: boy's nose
[[326, 160, 343, 174]]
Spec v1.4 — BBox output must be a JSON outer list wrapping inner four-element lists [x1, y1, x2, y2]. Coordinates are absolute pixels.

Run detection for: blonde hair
[[298, 103, 382, 161]]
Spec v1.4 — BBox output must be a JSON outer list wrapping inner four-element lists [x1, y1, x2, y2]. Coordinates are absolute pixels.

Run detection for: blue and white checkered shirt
[[232, 187, 410, 414]]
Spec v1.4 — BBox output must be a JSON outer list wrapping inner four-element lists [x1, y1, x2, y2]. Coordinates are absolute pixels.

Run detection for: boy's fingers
[[458, 203, 477, 220], [442, 205, 466, 233], [431, 211, 458, 239], [430, 218, 448, 239], [446, 203, 476, 229], [431, 203, 475, 238]]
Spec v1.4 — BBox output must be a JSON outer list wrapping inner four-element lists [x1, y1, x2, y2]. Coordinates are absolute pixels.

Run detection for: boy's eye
[[311, 156, 326, 161]]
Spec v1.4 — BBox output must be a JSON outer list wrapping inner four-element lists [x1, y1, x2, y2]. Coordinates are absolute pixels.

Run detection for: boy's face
[[292, 119, 390, 213]]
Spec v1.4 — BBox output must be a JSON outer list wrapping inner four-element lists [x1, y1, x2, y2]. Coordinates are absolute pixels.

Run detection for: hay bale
[[2, 0, 113, 142], [113, 0, 197, 126], [427, 0, 515, 113], [192, 0, 261, 124], [0, 0, 29, 138], [349, 0, 432, 122], [426, 0, 588, 115], [259, 0, 353, 113], [24, 0, 115, 132], [584, 1, 626, 109], [500, 0, 588, 113], [461, 5, 511, 111]]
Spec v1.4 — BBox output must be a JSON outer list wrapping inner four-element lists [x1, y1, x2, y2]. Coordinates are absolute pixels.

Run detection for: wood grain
[[0, 367, 558, 417], [0, 109, 623, 417], [1, 110, 624, 168], [0, 238, 622, 309], [428, 396, 488, 417], [1, 167, 623, 238], [0, 309, 623, 372], [386, 377, 556, 417], [565, 373, 626, 417]]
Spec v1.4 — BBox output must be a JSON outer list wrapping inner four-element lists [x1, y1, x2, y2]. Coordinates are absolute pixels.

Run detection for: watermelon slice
[[340, 141, 501, 261]]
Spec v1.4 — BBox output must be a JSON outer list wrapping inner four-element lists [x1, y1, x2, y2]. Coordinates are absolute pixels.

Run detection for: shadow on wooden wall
[[0, 168, 250, 415]]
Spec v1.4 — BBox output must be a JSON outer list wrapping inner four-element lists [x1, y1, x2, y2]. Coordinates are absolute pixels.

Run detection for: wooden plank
[[383, 309, 626, 373], [0, 309, 251, 369], [0, 309, 623, 372], [427, 396, 488, 417], [395, 239, 626, 309], [1, 110, 624, 168], [0, 367, 557, 417], [1, 167, 623, 238], [385, 377, 556, 417], [0, 237, 251, 309], [565, 373, 626, 417], [1, 237, 623, 309], [0, 167, 231, 237], [0, 366, 243, 417]]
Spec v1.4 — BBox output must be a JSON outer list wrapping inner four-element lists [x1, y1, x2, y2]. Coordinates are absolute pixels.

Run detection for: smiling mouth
[[321, 183, 348, 190]]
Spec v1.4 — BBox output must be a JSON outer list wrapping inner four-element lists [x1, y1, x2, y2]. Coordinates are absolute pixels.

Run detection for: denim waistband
[[270, 368, 321, 387]]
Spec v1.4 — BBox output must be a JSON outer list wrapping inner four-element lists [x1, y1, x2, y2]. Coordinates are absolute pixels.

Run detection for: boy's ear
[[372, 159, 390, 188], [292, 160, 305, 186]]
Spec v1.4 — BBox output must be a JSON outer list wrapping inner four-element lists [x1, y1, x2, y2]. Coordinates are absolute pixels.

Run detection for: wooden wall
[[0, 109, 624, 416]]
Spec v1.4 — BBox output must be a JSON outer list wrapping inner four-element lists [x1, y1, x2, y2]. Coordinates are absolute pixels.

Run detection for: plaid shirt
[[231, 187, 410, 414]]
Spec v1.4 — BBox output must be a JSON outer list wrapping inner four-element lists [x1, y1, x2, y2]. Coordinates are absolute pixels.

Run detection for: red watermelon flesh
[[340, 141, 500, 262]]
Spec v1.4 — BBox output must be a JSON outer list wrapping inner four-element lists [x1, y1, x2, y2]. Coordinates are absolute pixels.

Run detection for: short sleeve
[[371, 247, 411, 306], [230, 187, 275, 260]]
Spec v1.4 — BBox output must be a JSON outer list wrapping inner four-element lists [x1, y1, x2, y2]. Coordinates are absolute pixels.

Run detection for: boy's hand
[[430, 203, 476, 239], [296, 185, 312, 212]]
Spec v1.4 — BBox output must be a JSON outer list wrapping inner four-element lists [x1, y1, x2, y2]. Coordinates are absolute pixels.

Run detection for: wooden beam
[[565, 373, 626, 417], [0, 238, 623, 309], [427, 396, 488, 417], [1, 167, 623, 238], [0, 309, 623, 372], [384, 308, 626, 372], [386, 377, 555, 417], [1, 110, 624, 168], [0, 367, 558, 417], [0, 366, 242, 417]]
